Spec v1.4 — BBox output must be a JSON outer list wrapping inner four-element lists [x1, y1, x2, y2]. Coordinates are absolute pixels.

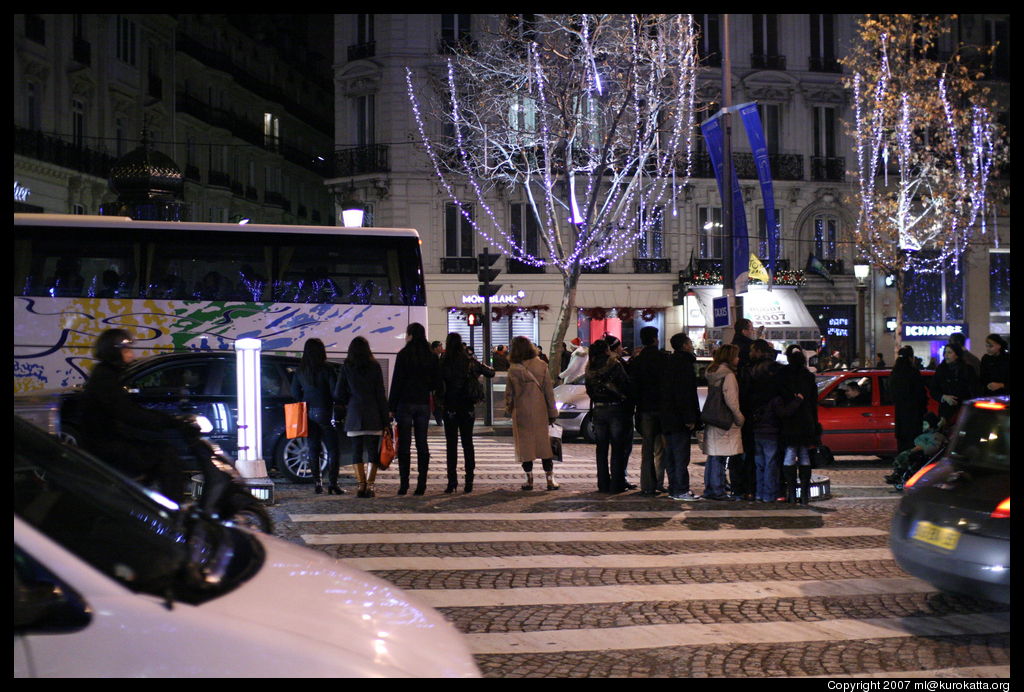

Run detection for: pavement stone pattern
[[266, 437, 1010, 678]]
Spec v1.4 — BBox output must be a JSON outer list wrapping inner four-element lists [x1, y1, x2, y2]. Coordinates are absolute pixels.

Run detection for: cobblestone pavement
[[265, 435, 1010, 678]]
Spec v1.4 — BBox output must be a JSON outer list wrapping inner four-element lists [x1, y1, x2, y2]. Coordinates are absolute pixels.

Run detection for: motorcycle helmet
[[93, 328, 135, 364]]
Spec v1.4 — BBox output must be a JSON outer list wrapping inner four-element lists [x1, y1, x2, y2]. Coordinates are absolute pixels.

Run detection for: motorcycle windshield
[[13, 416, 264, 604]]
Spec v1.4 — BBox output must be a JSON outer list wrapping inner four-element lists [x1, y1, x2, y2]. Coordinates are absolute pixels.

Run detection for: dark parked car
[[889, 396, 1010, 604], [12, 351, 344, 483]]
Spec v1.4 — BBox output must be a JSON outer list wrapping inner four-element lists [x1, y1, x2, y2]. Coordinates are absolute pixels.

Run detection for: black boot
[[397, 455, 411, 495], [798, 465, 813, 505], [464, 473, 474, 493], [783, 466, 798, 504]]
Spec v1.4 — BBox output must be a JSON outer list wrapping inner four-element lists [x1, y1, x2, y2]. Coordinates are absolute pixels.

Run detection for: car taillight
[[991, 498, 1010, 519], [903, 462, 938, 489], [974, 401, 1007, 411]]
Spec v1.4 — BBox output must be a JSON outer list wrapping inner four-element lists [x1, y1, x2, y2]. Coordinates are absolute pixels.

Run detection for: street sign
[[712, 296, 730, 328]]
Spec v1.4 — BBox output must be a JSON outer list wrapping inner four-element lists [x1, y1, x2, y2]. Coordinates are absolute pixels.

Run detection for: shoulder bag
[[700, 380, 734, 430], [378, 422, 397, 470]]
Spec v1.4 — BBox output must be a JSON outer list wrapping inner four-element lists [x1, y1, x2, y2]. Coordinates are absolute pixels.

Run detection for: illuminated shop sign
[[462, 289, 526, 305], [826, 317, 850, 337], [902, 323, 967, 340], [885, 317, 898, 333], [14, 181, 31, 202]]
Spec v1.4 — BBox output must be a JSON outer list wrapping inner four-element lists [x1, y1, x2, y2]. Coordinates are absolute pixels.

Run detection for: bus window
[[147, 236, 269, 301], [16, 229, 138, 299]]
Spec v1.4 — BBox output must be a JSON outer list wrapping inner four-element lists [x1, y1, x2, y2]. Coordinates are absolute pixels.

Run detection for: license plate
[[911, 520, 961, 551]]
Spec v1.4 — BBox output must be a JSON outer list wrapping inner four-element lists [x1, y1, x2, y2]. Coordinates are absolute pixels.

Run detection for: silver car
[[554, 356, 711, 442]]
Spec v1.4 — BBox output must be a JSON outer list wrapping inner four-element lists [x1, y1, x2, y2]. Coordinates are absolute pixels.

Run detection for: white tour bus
[[14, 214, 427, 396]]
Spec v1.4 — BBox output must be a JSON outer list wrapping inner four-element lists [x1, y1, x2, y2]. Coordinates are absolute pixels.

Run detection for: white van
[[13, 416, 480, 678]]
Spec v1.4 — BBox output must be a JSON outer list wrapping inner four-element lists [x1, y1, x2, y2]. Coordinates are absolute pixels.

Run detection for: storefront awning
[[689, 285, 821, 342]]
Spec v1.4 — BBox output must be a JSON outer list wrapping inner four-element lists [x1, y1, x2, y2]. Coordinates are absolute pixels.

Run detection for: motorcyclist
[[79, 329, 196, 503]]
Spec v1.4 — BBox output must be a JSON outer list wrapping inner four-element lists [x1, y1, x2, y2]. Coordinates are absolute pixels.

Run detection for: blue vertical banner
[[701, 113, 749, 295], [737, 102, 778, 290]]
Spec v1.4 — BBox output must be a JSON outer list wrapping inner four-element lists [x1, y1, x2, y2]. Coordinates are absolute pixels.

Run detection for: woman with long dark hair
[[929, 342, 982, 428], [438, 332, 495, 493], [335, 336, 390, 498], [980, 333, 1009, 397], [505, 335, 559, 491], [584, 339, 633, 493], [389, 322, 442, 495], [291, 338, 341, 494]]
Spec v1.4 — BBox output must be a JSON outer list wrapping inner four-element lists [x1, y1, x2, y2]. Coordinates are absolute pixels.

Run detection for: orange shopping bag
[[284, 401, 308, 439]]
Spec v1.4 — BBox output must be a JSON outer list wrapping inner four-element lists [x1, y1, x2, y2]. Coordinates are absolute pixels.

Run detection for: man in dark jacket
[[628, 326, 667, 495], [890, 345, 928, 453], [731, 318, 762, 499], [746, 340, 785, 502], [80, 329, 192, 502], [659, 333, 701, 501]]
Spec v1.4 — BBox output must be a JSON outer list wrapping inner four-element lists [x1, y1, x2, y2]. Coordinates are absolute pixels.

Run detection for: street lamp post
[[854, 263, 870, 369]]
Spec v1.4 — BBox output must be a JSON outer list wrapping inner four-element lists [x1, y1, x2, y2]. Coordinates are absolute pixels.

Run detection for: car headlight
[[556, 402, 576, 411]]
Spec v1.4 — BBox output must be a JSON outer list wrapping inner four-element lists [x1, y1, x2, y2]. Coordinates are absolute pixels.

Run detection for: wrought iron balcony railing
[[334, 144, 390, 177], [633, 258, 671, 274], [441, 257, 477, 274], [811, 156, 846, 182]]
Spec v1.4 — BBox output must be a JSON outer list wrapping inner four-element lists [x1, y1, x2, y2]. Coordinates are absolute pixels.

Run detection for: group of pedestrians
[[885, 331, 1009, 489]]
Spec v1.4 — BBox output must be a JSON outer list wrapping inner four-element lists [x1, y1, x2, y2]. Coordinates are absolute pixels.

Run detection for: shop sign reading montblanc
[[462, 290, 527, 305], [14, 181, 31, 202]]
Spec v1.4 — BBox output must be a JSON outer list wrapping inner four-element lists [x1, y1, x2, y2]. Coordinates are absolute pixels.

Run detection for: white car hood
[[201, 532, 479, 678]]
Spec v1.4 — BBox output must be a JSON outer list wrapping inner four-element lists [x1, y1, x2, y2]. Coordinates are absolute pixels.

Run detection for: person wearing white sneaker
[[670, 491, 700, 502]]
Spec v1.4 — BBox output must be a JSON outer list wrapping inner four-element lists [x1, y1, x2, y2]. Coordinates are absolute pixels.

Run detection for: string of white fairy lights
[[852, 30, 997, 276], [405, 14, 699, 273]]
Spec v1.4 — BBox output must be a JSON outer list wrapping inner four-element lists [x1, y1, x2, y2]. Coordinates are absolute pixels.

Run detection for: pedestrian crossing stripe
[[300, 526, 885, 545], [457, 612, 1010, 654], [289, 509, 820, 522], [339, 547, 894, 571]]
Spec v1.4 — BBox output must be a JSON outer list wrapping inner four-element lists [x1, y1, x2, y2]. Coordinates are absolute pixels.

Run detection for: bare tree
[[407, 14, 700, 378], [842, 14, 1005, 348]]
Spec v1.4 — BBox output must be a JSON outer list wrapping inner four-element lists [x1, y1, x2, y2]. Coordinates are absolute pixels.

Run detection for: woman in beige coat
[[700, 343, 745, 500], [504, 336, 559, 490]]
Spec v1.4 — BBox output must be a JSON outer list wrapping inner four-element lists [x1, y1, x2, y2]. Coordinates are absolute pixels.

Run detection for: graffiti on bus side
[[14, 297, 405, 394]]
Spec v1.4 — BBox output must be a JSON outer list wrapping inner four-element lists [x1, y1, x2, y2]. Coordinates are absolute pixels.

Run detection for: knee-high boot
[[798, 465, 813, 505], [783, 466, 798, 504], [414, 456, 429, 496], [397, 454, 411, 495], [365, 463, 378, 498], [353, 460, 368, 498]]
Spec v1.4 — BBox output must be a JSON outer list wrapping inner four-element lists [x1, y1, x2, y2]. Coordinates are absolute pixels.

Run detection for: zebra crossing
[[287, 436, 1011, 678]]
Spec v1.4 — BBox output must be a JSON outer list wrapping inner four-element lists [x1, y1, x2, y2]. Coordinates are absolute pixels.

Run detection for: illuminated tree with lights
[[407, 14, 700, 377], [842, 14, 1004, 347]]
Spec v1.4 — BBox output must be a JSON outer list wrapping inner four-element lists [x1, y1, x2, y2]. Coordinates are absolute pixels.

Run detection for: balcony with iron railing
[[750, 54, 787, 70], [508, 258, 546, 274], [633, 258, 671, 273], [441, 257, 477, 274], [811, 156, 846, 182], [334, 144, 390, 177], [14, 126, 116, 179], [808, 56, 842, 73], [208, 170, 231, 189], [690, 151, 804, 181]]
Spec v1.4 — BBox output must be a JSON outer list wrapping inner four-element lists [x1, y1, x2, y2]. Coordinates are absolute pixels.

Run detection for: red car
[[815, 369, 939, 457]]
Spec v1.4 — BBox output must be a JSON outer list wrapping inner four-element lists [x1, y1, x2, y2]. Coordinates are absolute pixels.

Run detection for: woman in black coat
[[438, 332, 495, 494], [388, 322, 442, 495], [890, 345, 928, 453], [980, 333, 1010, 397], [585, 340, 633, 493], [929, 342, 982, 428], [776, 349, 819, 505], [658, 333, 701, 500], [335, 336, 390, 498], [291, 338, 340, 495]]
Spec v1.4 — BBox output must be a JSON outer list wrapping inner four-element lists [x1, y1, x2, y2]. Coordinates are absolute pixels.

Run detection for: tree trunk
[[547, 264, 581, 383], [893, 269, 905, 353]]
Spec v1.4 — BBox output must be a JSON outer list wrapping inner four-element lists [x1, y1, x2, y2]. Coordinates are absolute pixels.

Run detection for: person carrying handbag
[[776, 348, 820, 504], [389, 323, 442, 496], [334, 336, 390, 498], [291, 338, 342, 495], [699, 344, 745, 500]]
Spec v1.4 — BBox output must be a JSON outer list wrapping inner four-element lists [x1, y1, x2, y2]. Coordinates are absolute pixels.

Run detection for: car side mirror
[[14, 553, 92, 634], [820, 397, 837, 408]]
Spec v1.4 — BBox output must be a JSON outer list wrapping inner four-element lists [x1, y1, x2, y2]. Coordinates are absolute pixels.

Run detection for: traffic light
[[466, 312, 481, 327], [477, 247, 503, 298]]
